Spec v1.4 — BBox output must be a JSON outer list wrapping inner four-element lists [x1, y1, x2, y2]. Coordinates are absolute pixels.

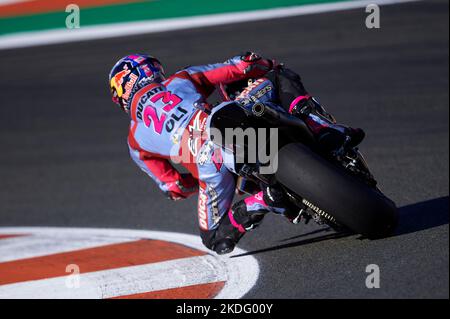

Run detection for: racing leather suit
[[127, 54, 275, 247], [127, 53, 342, 252]]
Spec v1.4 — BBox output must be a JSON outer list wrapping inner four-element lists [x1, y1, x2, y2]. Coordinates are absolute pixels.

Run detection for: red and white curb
[[0, 227, 259, 299]]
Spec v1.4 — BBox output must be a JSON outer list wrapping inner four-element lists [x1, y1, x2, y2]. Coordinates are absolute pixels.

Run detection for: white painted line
[[0, 255, 226, 299], [0, 0, 420, 50], [0, 227, 260, 299]]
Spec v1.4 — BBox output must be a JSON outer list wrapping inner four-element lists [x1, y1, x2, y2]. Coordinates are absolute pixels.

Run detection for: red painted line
[[0, 234, 28, 240], [0, 239, 205, 285], [0, 0, 146, 18], [111, 281, 226, 299]]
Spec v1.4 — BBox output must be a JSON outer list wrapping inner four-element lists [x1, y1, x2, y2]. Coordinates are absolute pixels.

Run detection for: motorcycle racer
[[109, 52, 364, 254]]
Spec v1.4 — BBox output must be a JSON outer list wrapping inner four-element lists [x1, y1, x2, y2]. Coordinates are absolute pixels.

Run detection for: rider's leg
[[196, 139, 310, 254], [213, 182, 308, 254], [289, 95, 365, 151], [198, 188, 269, 255], [213, 188, 288, 254], [195, 141, 237, 253], [295, 101, 365, 152], [267, 67, 365, 150], [196, 141, 269, 254], [211, 192, 268, 254]]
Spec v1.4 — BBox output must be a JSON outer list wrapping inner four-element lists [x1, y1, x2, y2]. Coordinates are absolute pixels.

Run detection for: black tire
[[276, 143, 398, 238]]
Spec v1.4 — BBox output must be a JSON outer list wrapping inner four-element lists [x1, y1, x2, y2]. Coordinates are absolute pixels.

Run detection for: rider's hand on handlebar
[[240, 51, 274, 75]]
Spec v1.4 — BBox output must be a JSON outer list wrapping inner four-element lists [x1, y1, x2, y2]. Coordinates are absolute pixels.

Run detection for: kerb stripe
[[0, 239, 205, 285]]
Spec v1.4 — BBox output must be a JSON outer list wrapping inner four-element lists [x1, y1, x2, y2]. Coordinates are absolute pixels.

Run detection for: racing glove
[[240, 51, 274, 76]]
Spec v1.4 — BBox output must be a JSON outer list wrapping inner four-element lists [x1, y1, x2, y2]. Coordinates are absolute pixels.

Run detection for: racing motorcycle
[[208, 70, 398, 238]]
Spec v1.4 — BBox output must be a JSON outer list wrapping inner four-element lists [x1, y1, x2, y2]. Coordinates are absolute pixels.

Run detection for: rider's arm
[[182, 52, 273, 97], [128, 144, 198, 200]]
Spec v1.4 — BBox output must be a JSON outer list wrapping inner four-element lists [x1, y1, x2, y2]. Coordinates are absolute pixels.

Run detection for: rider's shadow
[[231, 196, 449, 258]]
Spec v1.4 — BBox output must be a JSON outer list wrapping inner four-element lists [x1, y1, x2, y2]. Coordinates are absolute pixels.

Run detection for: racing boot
[[262, 183, 311, 225], [212, 200, 265, 255], [290, 96, 365, 153]]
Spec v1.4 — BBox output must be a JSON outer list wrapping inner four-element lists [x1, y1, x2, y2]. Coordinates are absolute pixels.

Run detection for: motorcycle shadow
[[231, 228, 352, 258], [395, 195, 449, 236], [231, 196, 449, 258]]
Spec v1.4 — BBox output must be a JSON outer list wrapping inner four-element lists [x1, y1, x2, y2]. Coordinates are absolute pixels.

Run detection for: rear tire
[[276, 143, 398, 238]]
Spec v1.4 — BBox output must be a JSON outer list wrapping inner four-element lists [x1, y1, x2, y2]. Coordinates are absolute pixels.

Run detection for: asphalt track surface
[[0, 0, 448, 298]]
